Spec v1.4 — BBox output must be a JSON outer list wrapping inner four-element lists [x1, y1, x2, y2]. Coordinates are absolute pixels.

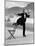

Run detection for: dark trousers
[[23, 23, 25, 36]]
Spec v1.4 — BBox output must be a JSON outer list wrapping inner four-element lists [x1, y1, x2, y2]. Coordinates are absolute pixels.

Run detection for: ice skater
[[13, 9, 30, 37]]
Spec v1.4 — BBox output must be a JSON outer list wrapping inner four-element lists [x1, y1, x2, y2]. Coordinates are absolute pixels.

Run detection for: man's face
[[25, 9, 28, 13]]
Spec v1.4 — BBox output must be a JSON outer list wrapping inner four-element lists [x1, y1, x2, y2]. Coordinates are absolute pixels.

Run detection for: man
[[16, 10, 30, 37]]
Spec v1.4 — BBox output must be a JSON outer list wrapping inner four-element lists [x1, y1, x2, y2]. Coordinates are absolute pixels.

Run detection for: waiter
[[16, 9, 30, 37]]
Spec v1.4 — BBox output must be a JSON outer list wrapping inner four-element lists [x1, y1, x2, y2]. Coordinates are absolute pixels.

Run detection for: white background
[[0, 0, 35, 46]]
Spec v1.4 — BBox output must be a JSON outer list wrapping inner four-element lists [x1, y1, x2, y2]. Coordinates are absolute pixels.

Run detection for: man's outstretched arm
[[16, 13, 23, 16], [25, 13, 30, 18]]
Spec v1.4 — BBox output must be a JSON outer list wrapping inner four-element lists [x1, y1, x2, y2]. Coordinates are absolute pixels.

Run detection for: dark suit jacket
[[16, 13, 30, 25]]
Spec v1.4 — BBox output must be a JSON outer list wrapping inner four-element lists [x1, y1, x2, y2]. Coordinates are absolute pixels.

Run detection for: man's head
[[23, 9, 30, 18]]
